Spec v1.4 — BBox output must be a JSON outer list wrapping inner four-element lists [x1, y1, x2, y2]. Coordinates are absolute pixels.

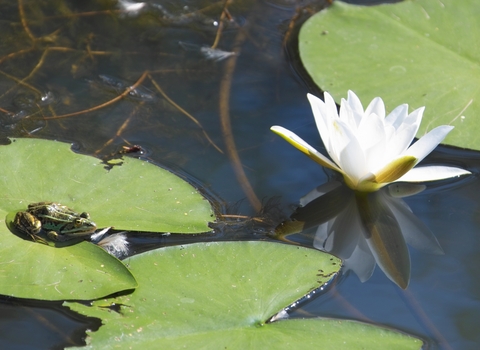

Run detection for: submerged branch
[[40, 71, 149, 120], [218, 26, 261, 212], [148, 74, 224, 154]]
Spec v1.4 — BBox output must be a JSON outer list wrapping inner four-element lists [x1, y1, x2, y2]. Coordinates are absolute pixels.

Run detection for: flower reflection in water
[[283, 181, 446, 289]]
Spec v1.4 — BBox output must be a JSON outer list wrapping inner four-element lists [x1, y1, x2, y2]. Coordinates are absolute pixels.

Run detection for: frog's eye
[[80, 212, 90, 219], [74, 218, 83, 227]]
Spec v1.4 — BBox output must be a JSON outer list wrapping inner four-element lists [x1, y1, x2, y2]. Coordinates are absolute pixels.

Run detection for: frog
[[13, 202, 97, 242]]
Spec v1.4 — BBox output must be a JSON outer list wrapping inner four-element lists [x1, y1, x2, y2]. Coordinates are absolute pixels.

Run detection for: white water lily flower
[[271, 91, 470, 192]]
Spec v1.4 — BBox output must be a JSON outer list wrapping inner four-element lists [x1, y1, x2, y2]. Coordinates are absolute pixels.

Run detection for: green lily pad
[[299, 0, 480, 150], [0, 138, 213, 232], [66, 242, 422, 349], [0, 236, 137, 300], [0, 138, 213, 300]]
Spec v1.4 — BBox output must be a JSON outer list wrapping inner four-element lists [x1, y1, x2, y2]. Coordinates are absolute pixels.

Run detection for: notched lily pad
[[299, 0, 480, 150], [0, 138, 214, 300], [0, 138, 214, 233], [65, 241, 422, 349]]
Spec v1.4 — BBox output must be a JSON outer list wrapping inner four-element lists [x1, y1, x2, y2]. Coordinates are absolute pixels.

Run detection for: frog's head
[[66, 217, 97, 234]]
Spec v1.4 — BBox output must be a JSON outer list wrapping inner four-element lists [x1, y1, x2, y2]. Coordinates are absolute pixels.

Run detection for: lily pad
[[66, 242, 422, 349], [0, 138, 213, 232], [0, 138, 213, 300], [0, 236, 136, 300], [299, 0, 480, 150]]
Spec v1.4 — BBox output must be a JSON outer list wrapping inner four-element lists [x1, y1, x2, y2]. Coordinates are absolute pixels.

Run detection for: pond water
[[0, 0, 479, 349]]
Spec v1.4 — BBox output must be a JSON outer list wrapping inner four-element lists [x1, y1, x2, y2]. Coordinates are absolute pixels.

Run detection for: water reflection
[[178, 41, 238, 62], [96, 75, 156, 101], [0, 296, 101, 349], [281, 181, 444, 289]]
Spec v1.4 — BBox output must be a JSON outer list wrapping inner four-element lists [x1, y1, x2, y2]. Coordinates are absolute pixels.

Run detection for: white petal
[[330, 118, 368, 182], [338, 144, 367, 186], [323, 91, 339, 115], [404, 125, 453, 163], [403, 107, 424, 129], [385, 104, 409, 129], [395, 165, 471, 183], [344, 90, 364, 127], [383, 123, 396, 143], [346, 90, 364, 114], [327, 117, 353, 160], [365, 97, 385, 120], [357, 112, 387, 170], [384, 124, 419, 160], [270, 125, 342, 172], [339, 94, 363, 130], [339, 97, 350, 123], [357, 112, 385, 149], [308, 93, 337, 161], [393, 106, 423, 138]]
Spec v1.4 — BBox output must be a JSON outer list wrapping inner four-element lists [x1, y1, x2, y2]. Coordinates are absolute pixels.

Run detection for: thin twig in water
[[18, 0, 36, 42], [148, 73, 224, 154], [211, 0, 230, 49], [39, 71, 149, 120], [94, 103, 142, 156], [0, 70, 41, 96], [0, 48, 50, 101], [402, 288, 453, 350], [0, 47, 35, 65], [0, 106, 12, 114], [218, 25, 262, 212]]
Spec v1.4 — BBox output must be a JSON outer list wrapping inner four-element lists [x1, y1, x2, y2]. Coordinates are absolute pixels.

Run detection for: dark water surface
[[0, 0, 478, 349]]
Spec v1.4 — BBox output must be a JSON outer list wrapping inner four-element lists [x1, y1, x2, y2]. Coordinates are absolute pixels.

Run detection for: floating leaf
[[66, 242, 422, 349], [0, 138, 213, 300], [299, 0, 480, 150], [0, 234, 136, 300], [0, 138, 213, 233]]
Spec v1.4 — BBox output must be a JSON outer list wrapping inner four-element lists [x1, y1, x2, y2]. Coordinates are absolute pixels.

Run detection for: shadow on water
[[0, 296, 101, 350], [0, 0, 479, 349]]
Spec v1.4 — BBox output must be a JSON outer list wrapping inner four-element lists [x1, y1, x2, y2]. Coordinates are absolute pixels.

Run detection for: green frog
[[13, 202, 97, 242]]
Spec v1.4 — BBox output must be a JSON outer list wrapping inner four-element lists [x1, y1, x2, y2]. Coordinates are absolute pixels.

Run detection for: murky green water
[[0, 0, 479, 349]]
